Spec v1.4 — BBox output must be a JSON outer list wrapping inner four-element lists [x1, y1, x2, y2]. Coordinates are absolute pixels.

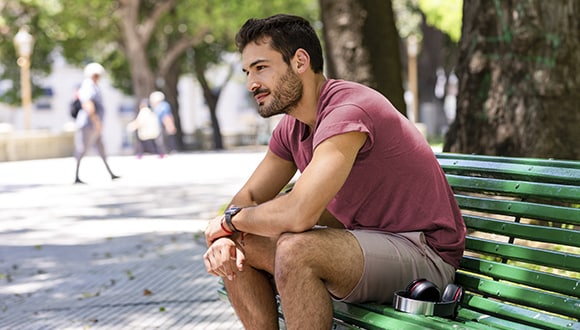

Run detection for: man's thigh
[[75, 128, 95, 153], [340, 231, 455, 304]]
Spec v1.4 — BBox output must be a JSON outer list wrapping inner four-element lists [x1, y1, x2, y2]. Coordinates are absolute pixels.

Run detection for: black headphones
[[393, 278, 463, 318]]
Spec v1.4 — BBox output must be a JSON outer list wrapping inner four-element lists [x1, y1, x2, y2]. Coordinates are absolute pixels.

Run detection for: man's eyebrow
[[242, 59, 268, 73]]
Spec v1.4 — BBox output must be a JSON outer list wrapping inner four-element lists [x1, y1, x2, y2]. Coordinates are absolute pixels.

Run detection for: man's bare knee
[[276, 232, 311, 263], [274, 232, 312, 283]]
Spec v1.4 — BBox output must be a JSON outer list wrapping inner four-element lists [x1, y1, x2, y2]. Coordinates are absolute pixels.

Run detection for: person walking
[[73, 62, 120, 184], [203, 14, 465, 329], [149, 91, 177, 154]]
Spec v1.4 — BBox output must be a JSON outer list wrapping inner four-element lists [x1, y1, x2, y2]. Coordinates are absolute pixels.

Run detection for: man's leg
[[94, 135, 119, 179], [74, 129, 92, 184], [224, 234, 280, 329], [274, 228, 364, 330]]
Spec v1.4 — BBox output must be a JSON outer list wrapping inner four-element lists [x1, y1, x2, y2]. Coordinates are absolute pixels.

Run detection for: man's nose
[[247, 80, 260, 92], [246, 72, 260, 92]]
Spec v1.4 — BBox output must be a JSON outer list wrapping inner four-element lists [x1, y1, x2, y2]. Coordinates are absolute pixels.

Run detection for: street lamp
[[13, 27, 35, 130], [406, 35, 419, 124]]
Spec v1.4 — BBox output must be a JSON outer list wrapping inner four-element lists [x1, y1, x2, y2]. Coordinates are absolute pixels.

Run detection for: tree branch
[[157, 27, 209, 78], [139, 0, 176, 42]]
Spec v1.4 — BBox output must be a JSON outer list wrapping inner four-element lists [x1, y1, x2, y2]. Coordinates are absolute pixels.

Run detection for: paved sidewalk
[[0, 150, 268, 329]]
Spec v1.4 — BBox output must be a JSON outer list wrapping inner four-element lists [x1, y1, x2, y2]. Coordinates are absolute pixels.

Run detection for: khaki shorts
[[336, 231, 456, 304]]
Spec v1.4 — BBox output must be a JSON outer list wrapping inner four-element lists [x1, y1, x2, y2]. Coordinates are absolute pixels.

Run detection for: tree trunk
[[444, 0, 580, 159], [117, 0, 156, 101], [319, 0, 406, 115], [194, 59, 224, 150], [163, 60, 184, 151]]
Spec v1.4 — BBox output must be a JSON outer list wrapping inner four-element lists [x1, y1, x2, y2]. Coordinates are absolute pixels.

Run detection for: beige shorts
[[337, 230, 456, 304]]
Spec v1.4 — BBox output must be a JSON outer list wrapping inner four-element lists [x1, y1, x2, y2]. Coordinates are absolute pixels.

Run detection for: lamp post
[[13, 27, 35, 131], [407, 35, 419, 124]]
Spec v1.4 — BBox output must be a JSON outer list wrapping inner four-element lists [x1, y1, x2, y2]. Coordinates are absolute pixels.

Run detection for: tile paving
[[0, 151, 267, 329]]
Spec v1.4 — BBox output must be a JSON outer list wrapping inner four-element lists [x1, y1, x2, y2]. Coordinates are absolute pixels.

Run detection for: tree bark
[[117, 0, 158, 101], [319, 0, 406, 115], [163, 60, 184, 151], [115, 0, 206, 150], [444, 0, 580, 159], [194, 54, 224, 150]]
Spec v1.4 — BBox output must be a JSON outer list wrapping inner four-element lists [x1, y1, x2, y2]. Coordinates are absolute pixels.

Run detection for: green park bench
[[219, 153, 580, 330]]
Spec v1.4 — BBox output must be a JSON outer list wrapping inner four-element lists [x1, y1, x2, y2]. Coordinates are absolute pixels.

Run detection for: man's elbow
[[285, 208, 321, 233]]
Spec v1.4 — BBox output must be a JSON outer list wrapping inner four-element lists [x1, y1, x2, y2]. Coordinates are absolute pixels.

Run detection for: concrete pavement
[[0, 150, 269, 329]]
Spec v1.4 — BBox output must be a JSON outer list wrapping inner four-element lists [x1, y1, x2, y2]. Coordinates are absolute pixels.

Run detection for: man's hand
[[203, 237, 245, 280], [205, 215, 232, 246]]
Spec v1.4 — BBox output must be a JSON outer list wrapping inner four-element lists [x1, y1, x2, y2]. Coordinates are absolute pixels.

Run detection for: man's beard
[[255, 68, 303, 118]]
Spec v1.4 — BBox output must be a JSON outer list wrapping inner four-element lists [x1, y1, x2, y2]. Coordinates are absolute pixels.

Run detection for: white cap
[[150, 91, 165, 104], [84, 62, 105, 78]]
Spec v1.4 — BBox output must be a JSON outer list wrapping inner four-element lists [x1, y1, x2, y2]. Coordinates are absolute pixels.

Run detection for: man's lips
[[254, 92, 269, 104]]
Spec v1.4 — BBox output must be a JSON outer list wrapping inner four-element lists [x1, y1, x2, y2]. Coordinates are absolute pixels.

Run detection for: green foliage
[[392, 0, 424, 39], [392, 0, 462, 49], [418, 0, 463, 42], [59, 0, 318, 93], [0, 0, 61, 104], [0, 0, 318, 100]]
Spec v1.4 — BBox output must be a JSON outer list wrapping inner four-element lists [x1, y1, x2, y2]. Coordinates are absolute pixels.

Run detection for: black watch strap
[[225, 207, 242, 232]]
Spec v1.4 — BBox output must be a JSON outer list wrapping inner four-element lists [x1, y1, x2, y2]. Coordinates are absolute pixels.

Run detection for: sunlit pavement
[[0, 150, 268, 329]]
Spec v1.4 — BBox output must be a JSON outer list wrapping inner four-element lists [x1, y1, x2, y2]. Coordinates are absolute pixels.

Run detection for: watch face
[[225, 207, 242, 232]]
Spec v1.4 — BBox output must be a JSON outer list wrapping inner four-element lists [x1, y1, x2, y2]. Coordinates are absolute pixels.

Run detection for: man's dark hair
[[235, 14, 324, 73]]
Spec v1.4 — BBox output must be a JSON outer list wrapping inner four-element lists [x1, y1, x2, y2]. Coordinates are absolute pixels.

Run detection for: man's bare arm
[[230, 131, 367, 237], [229, 149, 298, 207], [204, 149, 296, 245]]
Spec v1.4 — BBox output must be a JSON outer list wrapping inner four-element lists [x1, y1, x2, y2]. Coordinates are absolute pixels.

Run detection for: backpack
[[70, 98, 82, 119]]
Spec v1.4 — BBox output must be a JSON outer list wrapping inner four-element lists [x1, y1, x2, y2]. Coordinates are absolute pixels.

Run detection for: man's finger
[[236, 246, 246, 272]]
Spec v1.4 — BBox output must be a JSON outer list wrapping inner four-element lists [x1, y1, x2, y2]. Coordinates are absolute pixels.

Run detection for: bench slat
[[456, 307, 545, 330], [459, 256, 579, 297], [458, 196, 580, 226], [456, 273, 580, 321], [465, 237, 580, 273], [446, 174, 580, 202], [335, 301, 525, 330], [459, 293, 579, 330], [439, 159, 580, 185], [436, 153, 580, 170], [464, 215, 580, 248], [333, 301, 444, 329]]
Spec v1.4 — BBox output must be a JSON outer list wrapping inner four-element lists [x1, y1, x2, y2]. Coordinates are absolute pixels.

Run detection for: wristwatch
[[225, 207, 242, 233]]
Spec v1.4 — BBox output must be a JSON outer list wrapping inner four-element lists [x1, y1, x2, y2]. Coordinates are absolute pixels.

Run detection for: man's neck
[[289, 74, 327, 130]]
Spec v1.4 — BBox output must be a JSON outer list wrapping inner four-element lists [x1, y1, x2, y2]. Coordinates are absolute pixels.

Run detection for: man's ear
[[293, 48, 310, 73]]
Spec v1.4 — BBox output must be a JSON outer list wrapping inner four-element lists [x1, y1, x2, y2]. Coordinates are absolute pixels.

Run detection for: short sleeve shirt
[[269, 79, 465, 268], [153, 101, 172, 124], [76, 78, 104, 128]]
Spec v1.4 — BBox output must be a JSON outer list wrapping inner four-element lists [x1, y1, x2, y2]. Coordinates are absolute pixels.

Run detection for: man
[[204, 14, 465, 330], [74, 62, 119, 184], [149, 91, 177, 155]]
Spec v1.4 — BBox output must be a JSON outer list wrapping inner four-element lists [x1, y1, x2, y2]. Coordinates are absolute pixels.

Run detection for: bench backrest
[[436, 153, 580, 329]]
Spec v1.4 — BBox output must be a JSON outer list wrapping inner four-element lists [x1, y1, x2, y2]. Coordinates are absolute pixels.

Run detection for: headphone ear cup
[[405, 278, 425, 293], [441, 284, 463, 303], [406, 279, 441, 302]]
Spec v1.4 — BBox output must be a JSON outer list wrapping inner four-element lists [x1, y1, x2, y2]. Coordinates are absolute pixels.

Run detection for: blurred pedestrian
[[127, 99, 163, 158], [73, 62, 120, 184], [149, 91, 177, 153]]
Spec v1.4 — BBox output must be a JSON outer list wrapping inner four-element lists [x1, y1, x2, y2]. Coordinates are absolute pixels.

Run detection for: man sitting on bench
[[204, 14, 466, 330]]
